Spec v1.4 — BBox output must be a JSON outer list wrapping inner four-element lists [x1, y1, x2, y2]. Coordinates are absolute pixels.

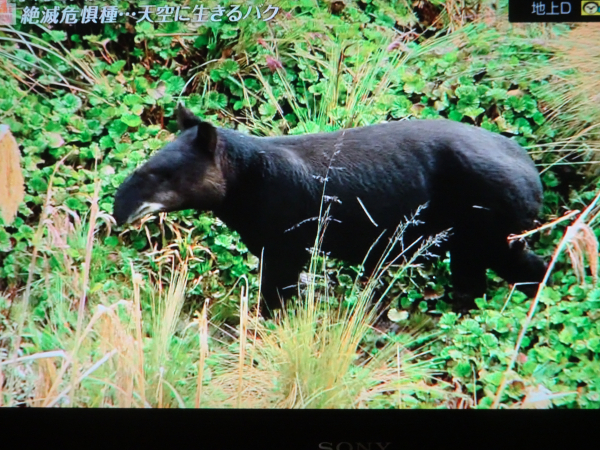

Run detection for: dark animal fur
[[114, 106, 548, 315]]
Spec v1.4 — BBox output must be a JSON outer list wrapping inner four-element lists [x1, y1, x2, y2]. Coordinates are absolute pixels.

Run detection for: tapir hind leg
[[448, 230, 489, 312], [488, 238, 548, 297]]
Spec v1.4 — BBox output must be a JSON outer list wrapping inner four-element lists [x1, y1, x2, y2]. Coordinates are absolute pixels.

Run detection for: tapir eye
[[147, 170, 170, 181]]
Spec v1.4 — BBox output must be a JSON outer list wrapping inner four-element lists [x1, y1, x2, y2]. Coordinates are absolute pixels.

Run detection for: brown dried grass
[[565, 223, 599, 285], [533, 24, 600, 165], [0, 125, 24, 225]]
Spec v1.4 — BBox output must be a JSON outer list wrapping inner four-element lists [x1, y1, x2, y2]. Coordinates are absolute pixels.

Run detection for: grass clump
[[0, 191, 451, 408]]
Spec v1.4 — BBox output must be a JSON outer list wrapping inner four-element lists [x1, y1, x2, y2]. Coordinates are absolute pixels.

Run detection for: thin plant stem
[[492, 188, 600, 408]]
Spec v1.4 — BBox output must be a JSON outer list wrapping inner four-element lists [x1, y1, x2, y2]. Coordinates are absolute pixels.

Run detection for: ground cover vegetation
[[0, 0, 599, 408]]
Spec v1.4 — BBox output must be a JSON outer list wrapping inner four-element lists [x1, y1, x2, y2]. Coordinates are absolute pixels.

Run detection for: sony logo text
[[318, 443, 392, 450]]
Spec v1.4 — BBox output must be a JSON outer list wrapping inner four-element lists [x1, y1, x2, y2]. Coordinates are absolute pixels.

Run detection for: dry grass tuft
[[547, 25, 600, 121], [0, 125, 24, 225], [194, 299, 210, 408], [531, 24, 600, 163], [565, 223, 599, 285]]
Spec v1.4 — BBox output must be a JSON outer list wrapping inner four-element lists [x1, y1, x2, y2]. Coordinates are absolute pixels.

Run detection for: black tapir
[[113, 105, 547, 314]]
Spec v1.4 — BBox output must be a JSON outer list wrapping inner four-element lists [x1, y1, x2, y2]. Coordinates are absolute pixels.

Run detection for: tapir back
[[255, 119, 542, 236]]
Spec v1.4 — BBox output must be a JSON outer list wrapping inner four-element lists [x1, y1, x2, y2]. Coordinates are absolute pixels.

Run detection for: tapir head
[[113, 105, 226, 226]]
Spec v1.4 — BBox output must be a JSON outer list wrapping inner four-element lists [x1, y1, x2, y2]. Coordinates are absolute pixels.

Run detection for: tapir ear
[[197, 121, 218, 155], [176, 103, 202, 131]]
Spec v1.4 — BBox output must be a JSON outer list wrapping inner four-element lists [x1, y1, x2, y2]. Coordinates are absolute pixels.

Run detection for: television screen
[[1, 0, 599, 417]]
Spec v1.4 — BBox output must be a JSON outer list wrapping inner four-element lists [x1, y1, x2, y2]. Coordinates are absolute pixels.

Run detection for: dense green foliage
[[0, 0, 599, 408]]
